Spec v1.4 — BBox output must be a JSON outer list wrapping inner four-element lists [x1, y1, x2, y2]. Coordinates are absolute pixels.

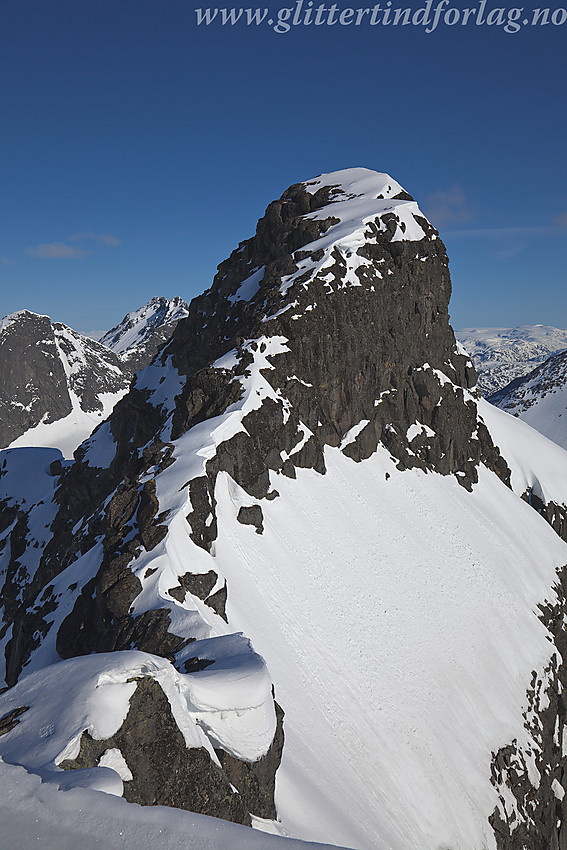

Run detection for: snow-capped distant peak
[[99, 296, 189, 372], [0, 308, 50, 335], [456, 324, 567, 396], [489, 347, 567, 451], [0, 310, 130, 456]]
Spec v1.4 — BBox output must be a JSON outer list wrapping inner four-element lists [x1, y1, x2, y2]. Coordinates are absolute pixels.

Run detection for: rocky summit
[[99, 295, 190, 373], [3, 169, 567, 849]]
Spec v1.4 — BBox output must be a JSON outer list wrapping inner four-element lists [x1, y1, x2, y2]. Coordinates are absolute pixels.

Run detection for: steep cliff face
[[0, 311, 130, 454], [2, 169, 567, 849]]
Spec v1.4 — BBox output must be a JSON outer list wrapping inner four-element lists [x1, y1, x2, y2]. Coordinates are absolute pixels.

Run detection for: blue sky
[[0, 0, 565, 333]]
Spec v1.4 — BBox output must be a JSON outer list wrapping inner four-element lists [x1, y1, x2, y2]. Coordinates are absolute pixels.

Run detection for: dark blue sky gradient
[[1, 0, 565, 332]]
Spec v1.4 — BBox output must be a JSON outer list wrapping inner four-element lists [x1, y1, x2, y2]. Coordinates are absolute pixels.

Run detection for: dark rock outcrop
[[0, 311, 130, 449], [59, 676, 251, 824], [489, 565, 567, 850]]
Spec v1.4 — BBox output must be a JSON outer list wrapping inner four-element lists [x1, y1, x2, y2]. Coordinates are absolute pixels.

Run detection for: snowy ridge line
[[479, 399, 567, 507], [0, 308, 51, 335], [81, 353, 567, 848], [100, 296, 190, 362]]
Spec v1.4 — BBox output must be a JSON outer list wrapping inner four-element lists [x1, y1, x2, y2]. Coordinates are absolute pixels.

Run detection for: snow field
[[205, 447, 567, 850]]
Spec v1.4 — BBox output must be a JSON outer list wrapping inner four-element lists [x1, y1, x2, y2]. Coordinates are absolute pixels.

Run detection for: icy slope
[[100, 296, 189, 372], [456, 325, 567, 396], [489, 348, 567, 451], [479, 397, 567, 502], [210, 450, 567, 850]]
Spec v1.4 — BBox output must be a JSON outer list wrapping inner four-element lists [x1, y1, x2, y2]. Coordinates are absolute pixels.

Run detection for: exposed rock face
[[0, 312, 71, 446], [0, 169, 511, 829], [3, 171, 510, 683], [99, 296, 190, 373], [489, 566, 567, 850], [0, 310, 131, 450], [59, 677, 251, 823], [3, 168, 566, 844]]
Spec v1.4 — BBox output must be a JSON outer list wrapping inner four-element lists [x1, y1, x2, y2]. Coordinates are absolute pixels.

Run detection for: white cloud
[[26, 242, 89, 259], [442, 226, 554, 259], [68, 231, 122, 246], [79, 330, 105, 341], [423, 185, 474, 228], [443, 226, 549, 239], [1, 257, 14, 265]]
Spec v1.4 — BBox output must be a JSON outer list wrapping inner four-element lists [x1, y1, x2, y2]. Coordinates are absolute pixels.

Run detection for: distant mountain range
[[454, 326, 567, 453], [0, 297, 189, 455], [489, 347, 567, 451], [456, 325, 567, 396]]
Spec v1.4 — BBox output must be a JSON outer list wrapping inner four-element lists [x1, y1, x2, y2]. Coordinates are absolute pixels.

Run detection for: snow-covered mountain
[[0, 300, 189, 458], [99, 296, 189, 372], [0, 310, 130, 456], [456, 325, 567, 396], [489, 348, 567, 450], [3, 169, 567, 850]]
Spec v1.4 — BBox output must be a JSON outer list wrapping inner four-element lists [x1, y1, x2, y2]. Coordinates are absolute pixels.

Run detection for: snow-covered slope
[[0, 310, 130, 456], [456, 325, 567, 396], [488, 348, 567, 450], [99, 296, 189, 372], [0, 757, 342, 850], [3, 169, 567, 850], [478, 397, 567, 504]]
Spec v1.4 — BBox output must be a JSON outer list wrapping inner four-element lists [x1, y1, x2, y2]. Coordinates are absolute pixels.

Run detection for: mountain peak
[[172, 170, 436, 378], [99, 296, 190, 371], [0, 308, 51, 334], [302, 166, 413, 201], [8, 169, 566, 850], [129, 168, 484, 492], [0, 309, 130, 455]]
